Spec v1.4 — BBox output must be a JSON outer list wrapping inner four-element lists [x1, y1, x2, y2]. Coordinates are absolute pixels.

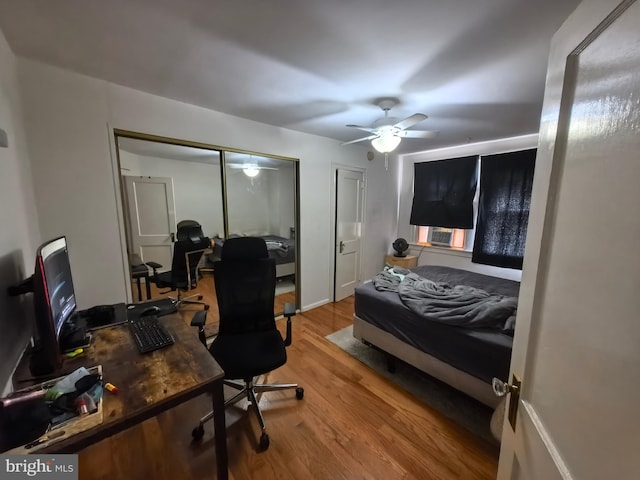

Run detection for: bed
[[353, 265, 519, 407], [208, 234, 296, 278]]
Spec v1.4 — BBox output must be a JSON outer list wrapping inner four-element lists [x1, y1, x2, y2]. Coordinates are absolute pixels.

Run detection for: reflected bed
[[209, 235, 295, 278]]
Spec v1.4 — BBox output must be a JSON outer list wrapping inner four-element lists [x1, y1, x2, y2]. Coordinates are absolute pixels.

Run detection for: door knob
[[492, 374, 522, 430], [492, 377, 519, 397], [339, 241, 345, 253]]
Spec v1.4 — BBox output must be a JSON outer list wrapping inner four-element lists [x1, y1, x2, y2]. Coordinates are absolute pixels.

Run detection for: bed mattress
[[354, 265, 519, 383]]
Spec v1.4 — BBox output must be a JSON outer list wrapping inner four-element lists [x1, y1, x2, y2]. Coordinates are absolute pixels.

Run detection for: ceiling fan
[[342, 99, 436, 154]]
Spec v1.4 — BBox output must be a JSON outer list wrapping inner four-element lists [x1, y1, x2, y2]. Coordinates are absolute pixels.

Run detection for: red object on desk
[[104, 383, 119, 395]]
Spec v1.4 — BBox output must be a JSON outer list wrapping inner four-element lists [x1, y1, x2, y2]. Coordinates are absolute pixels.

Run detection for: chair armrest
[[146, 261, 163, 275], [284, 302, 296, 318], [191, 310, 208, 347], [283, 302, 296, 347], [190, 310, 208, 327]]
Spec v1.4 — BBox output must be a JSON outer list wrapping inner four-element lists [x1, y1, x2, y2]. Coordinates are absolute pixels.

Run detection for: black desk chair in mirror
[[146, 223, 210, 310], [190, 237, 303, 451]]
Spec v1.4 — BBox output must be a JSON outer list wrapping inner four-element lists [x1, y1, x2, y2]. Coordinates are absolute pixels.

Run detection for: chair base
[[165, 291, 209, 311], [193, 377, 303, 450]]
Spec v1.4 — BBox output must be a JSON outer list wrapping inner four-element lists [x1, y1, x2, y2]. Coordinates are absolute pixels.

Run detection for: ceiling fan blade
[[346, 124, 377, 133], [393, 113, 428, 130], [397, 130, 438, 138], [341, 135, 378, 146]]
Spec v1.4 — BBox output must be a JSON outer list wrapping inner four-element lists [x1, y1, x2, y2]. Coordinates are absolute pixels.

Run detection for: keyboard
[[128, 315, 175, 353]]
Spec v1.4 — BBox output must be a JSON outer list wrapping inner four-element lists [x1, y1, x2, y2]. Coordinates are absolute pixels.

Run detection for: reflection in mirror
[[224, 152, 297, 314], [117, 137, 223, 322], [115, 134, 298, 320]]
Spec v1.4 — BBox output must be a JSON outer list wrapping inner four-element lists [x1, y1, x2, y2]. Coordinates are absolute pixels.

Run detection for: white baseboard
[[302, 298, 331, 312]]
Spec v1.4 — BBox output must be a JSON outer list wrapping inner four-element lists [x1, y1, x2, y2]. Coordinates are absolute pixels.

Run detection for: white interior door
[[498, 1, 640, 479], [334, 168, 365, 301], [123, 176, 176, 270]]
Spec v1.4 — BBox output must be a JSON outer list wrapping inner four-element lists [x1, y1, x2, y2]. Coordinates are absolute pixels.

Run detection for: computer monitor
[[31, 236, 77, 374]]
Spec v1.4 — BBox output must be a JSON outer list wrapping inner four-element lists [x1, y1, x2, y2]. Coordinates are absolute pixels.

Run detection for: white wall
[[17, 59, 396, 310], [397, 134, 540, 281], [356, 154, 404, 283], [0, 31, 40, 394]]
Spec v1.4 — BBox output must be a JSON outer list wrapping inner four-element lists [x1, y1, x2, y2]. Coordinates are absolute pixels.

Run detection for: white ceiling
[[0, 0, 581, 154]]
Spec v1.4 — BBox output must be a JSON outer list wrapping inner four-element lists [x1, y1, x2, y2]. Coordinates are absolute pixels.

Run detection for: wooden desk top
[[35, 314, 224, 453]]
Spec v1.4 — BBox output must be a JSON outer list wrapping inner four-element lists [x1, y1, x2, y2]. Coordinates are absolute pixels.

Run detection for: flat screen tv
[[31, 236, 77, 374]]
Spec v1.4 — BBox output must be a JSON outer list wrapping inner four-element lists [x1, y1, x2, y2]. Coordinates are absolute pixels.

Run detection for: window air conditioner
[[427, 227, 454, 246]]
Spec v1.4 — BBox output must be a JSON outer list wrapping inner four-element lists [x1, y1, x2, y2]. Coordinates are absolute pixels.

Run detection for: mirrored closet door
[[114, 131, 299, 317], [224, 152, 298, 313]]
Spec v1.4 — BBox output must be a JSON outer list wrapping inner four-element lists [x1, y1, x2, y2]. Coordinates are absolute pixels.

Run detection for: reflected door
[[123, 175, 176, 269]]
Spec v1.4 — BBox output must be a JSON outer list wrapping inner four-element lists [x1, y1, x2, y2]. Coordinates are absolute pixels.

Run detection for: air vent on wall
[[427, 227, 454, 246]]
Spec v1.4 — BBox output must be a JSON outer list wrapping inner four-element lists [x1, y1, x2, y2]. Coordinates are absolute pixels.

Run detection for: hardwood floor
[[80, 283, 499, 479]]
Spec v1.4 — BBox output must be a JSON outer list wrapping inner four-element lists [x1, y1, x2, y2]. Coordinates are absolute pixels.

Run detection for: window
[[412, 148, 536, 268], [472, 149, 536, 269]]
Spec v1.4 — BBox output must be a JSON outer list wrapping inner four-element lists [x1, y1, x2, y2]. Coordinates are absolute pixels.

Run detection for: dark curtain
[[472, 149, 536, 269], [409, 155, 478, 229]]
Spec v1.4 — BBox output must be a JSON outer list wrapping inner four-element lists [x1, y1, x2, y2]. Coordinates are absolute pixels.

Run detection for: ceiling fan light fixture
[[371, 132, 401, 153], [243, 164, 260, 177]]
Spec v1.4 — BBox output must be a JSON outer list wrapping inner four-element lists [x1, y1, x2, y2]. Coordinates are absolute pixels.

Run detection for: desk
[[18, 314, 228, 479]]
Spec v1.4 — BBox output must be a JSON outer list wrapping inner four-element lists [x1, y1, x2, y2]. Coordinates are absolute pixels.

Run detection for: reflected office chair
[[191, 237, 303, 450], [146, 224, 210, 310]]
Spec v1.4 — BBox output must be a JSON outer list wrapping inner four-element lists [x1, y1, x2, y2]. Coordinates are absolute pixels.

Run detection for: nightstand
[[385, 254, 417, 268]]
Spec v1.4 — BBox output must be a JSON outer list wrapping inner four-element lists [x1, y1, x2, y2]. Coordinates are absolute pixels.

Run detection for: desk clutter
[[0, 366, 105, 453]]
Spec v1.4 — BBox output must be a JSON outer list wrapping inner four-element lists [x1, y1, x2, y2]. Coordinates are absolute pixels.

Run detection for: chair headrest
[[177, 219, 201, 229], [177, 224, 205, 242], [222, 237, 268, 260]]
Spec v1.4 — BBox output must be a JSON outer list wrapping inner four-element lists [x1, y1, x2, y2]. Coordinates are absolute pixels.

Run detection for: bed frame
[[275, 262, 295, 278], [352, 314, 500, 408]]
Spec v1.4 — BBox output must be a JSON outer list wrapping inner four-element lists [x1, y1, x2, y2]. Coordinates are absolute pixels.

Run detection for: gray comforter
[[265, 241, 289, 257], [373, 267, 517, 332]]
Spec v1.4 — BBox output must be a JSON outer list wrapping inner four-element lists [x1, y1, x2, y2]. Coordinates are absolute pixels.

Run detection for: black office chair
[[146, 224, 210, 310], [190, 237, 303, 450], [176, 219, 201, 231]]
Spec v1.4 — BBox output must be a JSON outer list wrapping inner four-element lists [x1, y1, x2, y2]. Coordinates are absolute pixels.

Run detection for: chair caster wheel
[[192, 425, 205, 440], [295, 387, 304, 400], [259, 433, 270, 450]]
